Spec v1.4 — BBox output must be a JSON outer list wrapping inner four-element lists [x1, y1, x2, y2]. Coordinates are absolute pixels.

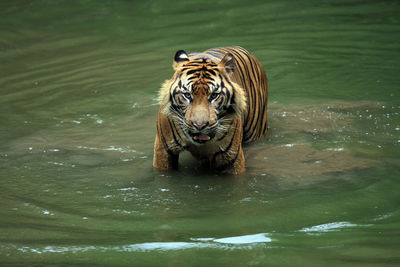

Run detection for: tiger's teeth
[[193, 136, 199, 140]]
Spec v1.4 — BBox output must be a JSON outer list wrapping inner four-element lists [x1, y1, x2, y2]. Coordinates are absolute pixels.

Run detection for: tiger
[[153, 46, 268, 174]]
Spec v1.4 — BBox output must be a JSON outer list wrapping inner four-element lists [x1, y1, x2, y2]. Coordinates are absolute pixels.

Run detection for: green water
[[1, 0, 399, 266]]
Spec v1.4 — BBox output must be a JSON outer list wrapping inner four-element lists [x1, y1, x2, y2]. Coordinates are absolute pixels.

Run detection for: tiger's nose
[[192, 121, 208, 130]]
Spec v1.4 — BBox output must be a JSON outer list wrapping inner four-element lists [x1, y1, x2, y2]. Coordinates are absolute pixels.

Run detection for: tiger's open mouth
[[188, 131, 215, 144]]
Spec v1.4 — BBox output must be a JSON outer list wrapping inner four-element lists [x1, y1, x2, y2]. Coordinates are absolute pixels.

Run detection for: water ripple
[[298, 221, 367, 233]]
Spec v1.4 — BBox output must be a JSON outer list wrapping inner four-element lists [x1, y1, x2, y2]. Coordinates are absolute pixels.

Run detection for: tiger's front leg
[[153, 134, 179, 171], [212, 145, 245, 174], [211, 123, 246, 175], [153, 112, 183, 171]]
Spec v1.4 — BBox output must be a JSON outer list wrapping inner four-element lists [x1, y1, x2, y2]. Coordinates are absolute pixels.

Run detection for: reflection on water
[[248, 102, 390, 181], [1, 0, 400, 265]]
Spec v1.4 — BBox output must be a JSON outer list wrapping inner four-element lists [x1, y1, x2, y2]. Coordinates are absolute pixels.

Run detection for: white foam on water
[[298, 222, 358, 233], [14, 233, 273, 254], [120, 242, 216, 252], [213, 233, 272, 244]]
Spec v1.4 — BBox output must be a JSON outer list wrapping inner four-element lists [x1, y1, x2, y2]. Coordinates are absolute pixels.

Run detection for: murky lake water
[[1, 0, 399, 266]]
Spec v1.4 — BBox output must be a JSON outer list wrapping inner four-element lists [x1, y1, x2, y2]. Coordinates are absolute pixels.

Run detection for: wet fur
[[153, 46, 268, 174]]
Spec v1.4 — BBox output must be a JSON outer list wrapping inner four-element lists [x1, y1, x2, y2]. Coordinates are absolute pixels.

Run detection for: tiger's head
[[159, 50, 246, 145]]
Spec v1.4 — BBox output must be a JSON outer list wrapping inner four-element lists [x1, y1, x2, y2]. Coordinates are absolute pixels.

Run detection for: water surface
[[1, 0, 399, 266]]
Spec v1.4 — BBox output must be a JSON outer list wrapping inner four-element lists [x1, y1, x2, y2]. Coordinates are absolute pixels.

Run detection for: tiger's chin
[[188, 131, 215, 144]]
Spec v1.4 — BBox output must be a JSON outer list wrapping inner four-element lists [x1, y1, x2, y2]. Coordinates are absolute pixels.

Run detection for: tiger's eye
[[184, 92, 191, 99], [210, 92, 219, 100]]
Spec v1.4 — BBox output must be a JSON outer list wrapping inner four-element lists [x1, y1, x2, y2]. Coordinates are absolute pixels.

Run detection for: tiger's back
[[193, 46, 269, 142]]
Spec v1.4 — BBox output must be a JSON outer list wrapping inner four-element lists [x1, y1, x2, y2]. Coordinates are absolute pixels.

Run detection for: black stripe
[[216, 96, 224, 111], [172, 86, 179, 96], [259, 105, 268, 137], [216, 119, 235, 141], [212, 121, 237, 164], [224, 87, 231, 101], [247, 91, 261, 140], [171, 102, 184, 114], [167, 118, 184, 149], [215, 144, 241, 172], [242, 52, 262, 137], [230, 50, 248, 85], [218, 105, 235, 119], [170, 74, 180, 85], [228, 51, 257, 139], [220, 74, 234, 104], [159, 123, 175, 156], [177, 97, 185, 106], [187, 69, 200, 75], [255, 98, 265, 139], [171, 120, 183, 141], [207, 69, 216, 76]]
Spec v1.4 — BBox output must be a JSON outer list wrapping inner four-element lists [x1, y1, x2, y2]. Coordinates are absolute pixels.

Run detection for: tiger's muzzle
[[187, 121, 216, 144], [187, 130, 215, 144]]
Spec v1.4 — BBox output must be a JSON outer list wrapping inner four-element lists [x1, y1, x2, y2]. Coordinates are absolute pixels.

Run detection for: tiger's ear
[[173, 50, 189, 69], [219, 53, 235, 74]]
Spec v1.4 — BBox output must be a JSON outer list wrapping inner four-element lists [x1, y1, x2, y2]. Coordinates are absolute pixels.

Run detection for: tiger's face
[[159, 50, 246, 145], [174, 73, 225, 144]]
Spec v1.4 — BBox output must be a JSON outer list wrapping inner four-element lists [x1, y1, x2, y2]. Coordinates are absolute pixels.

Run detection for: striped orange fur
[[153, 46, 268, 174]]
